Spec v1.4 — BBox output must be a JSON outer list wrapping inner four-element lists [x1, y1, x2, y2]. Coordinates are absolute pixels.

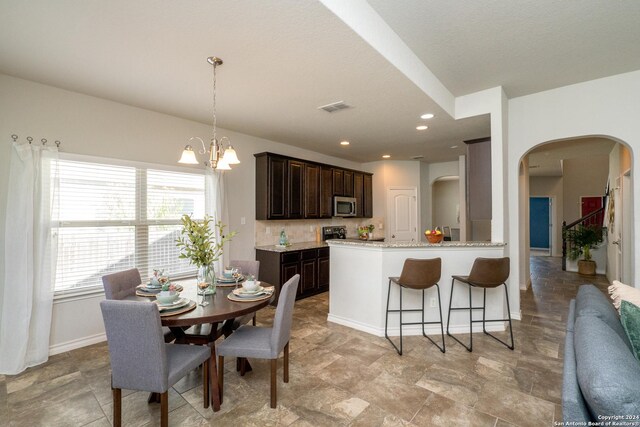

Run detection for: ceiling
[[527, 137, 616, 177], [0, 1, 637, 164]]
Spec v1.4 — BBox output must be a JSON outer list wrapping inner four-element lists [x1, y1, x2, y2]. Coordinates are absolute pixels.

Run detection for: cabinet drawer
[[317, 247, 330, 258], [281, 251, 300, 264], [301, 249, 317, 260]]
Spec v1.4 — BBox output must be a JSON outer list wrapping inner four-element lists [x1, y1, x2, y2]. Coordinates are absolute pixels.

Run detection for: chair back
[[270, 274, 300, 353], [468, 257, 510, 287], [398, 258, 441, 289], [230, 260, 260, 279], [102, 268, 141, 300], [100, 300, 168, 393]]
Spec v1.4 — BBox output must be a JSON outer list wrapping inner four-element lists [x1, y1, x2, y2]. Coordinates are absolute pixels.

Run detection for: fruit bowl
[[426, 233, 443, 244]]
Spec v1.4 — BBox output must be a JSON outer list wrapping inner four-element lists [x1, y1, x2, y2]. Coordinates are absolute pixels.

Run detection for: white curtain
[[205, 169, 228, 274], [0, 141, 59, 375]]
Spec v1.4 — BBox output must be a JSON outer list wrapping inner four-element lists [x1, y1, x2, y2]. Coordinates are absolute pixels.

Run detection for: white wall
[[509, 70, 640, 289], [432, 179, 459, 229], [419, 160, 459, 241], [0, 74, 364, 353]]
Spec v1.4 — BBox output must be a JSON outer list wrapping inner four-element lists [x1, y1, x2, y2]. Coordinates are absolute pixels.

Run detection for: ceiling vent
[[410, 155, 425, 160], [318, 101, 351, 113]]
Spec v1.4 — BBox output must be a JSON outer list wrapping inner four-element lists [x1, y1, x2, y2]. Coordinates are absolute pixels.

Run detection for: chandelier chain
[[212, 60, 217, 144]]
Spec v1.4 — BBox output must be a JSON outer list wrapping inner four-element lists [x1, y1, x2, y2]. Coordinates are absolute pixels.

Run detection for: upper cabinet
[[255, 152, 373, 220]]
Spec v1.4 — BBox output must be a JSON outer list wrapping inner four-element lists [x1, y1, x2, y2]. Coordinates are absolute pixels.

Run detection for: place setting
[[136, 269, 184, 297], [216, 266, 245, 287], [227, 275, 275, 302]]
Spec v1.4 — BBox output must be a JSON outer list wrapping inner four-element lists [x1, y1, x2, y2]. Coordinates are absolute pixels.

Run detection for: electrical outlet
[[430, 297, 437, 307], [266, 227, 271, 235], [310, 225, 315, 232], [379, 223, 384, 230]]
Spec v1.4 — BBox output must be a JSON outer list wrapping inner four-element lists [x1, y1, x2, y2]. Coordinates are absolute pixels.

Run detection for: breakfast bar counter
[[326, 240, 512, 338]]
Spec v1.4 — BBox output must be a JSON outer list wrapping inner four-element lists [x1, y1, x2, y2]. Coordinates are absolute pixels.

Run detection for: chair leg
[[447, 279, 473, 352], [112, 388, 122, 427], [284, 342, 289, 383], [270, 359, 277, 408], [160, 391, 168, 427], [384, 279, 403, 355], [218, 355, 224, 404], [480, 284, 516, 350], [482, 288, 487, 333], [210, 351, 220, 412], [422, 284, 446, 353], [252, 314, 257, 326], [240, 358, 247, 376], [203, 359, 209, 409]]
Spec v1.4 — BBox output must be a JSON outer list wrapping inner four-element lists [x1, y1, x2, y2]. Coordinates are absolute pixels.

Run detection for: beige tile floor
[[1, 256, 610, 426]]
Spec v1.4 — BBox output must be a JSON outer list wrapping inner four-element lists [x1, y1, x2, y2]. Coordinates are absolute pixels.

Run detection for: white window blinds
[[54, 158, 205, 293]]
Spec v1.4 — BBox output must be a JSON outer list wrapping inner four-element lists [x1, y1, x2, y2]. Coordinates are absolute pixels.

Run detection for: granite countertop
[[326, 240, 506, 248], [255, 241, 328, 253]]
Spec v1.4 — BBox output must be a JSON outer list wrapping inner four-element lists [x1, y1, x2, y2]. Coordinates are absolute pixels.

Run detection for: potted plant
[[564, 225, 604, 275], [367, 224, 375, 240], [176, 214, 236, 294]]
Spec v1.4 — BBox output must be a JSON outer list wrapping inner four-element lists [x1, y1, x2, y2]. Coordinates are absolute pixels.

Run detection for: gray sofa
[[563, 285, 640, 422]]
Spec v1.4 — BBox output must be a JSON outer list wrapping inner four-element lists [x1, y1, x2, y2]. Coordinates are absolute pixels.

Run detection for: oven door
[[334, 197, 357, 217]]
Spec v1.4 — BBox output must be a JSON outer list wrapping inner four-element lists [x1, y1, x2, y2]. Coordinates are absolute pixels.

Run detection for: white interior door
[[387, 187, 418, 243], [621, 171, 633, 284]]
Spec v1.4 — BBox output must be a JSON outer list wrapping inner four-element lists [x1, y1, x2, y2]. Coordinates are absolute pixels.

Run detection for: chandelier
[[179, 56, 240, 170]]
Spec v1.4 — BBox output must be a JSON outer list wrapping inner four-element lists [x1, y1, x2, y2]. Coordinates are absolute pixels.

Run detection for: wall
[[432, 178, 459, 230], [606, 143, 633, 282], [529, 176, 563, 256], [509, 69, 640, 291], [0, 74, 367, 353], [419, 160, 459, 241], [562, 155, 609, 223]]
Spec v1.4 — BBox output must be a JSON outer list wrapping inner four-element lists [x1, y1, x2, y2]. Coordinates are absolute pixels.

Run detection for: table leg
[[209, 346, 221, 411]]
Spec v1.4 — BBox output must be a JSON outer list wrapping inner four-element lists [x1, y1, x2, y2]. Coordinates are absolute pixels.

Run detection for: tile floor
[[1, 256, 610, 426]]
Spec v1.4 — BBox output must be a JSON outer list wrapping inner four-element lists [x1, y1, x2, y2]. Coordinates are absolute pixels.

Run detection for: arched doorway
[[518, 136, 634, 288]]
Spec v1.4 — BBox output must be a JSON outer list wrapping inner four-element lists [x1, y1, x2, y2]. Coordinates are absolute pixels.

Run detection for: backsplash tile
[[255, 217, 384, 246]]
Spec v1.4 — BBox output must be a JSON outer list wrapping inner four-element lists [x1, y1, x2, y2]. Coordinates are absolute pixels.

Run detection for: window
[[53, 156, 205, 293]]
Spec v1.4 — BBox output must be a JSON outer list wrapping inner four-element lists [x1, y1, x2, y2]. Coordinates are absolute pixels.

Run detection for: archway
[[517, 136, 634, 289], [431, 175, 460, 241]]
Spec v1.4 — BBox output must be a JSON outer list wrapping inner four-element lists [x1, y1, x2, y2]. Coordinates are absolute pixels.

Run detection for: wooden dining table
[[131, 281, 275, 412]]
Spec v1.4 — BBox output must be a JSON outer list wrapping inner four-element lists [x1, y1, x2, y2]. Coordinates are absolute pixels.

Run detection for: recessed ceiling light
[[340, 141, 350, 146], [416, 125, 428, 130], [382, 155, 391, 159], [450, 145, 458, 149], [420, 113, 435, 119]]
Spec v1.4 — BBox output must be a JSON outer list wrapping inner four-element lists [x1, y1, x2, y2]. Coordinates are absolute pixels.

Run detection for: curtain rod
[[11, 134, 61, 147]]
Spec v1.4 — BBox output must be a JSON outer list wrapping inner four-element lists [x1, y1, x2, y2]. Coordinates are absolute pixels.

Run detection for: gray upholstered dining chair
[[216, 274, 299, 408], [100, 300, 212, 427], [102, 268, 176, 343], [230, 259, 261, 326]]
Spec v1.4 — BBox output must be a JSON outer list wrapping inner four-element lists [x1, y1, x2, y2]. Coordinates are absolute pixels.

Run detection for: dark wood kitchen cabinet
[[320, 167, 333, 218], [255, 152, 373, 219], [256, 246, 330, 300]]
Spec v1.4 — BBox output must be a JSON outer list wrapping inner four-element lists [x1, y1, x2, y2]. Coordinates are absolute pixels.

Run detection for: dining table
[[131, 279, 275, 412]]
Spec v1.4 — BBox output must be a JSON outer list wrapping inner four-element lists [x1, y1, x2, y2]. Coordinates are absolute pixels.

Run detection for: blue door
[[530, 197, 550, 249]]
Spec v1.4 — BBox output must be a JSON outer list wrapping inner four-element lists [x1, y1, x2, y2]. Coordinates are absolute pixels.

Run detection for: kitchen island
[[326, 240, 512, 338]]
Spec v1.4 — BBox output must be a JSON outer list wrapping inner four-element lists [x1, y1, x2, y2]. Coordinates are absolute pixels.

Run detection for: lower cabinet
[[256, 247, 329, 301]]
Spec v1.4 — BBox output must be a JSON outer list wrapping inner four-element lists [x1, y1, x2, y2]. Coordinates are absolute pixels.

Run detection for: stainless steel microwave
[[334, 196, 357, 217]]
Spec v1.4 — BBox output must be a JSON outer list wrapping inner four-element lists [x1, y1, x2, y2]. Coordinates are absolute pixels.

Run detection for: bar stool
[[385, 258, 445, 355], [446, 257, 514, 352]]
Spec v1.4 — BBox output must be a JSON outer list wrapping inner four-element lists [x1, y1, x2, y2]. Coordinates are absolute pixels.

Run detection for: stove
[[322, 225, 347, 241]]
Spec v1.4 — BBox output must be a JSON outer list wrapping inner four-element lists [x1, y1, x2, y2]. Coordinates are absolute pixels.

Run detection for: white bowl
[[156, 291, 179, 305], [242, 280, 259, 292]]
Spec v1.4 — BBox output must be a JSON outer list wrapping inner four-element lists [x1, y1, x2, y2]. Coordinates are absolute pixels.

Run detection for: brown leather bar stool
[[446, 257, 514, 352], [385, 258, 445, 355]]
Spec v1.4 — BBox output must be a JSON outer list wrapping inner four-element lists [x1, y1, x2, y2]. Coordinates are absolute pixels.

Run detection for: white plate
[[233, 285, 265, 297], [156, 297, 189, 310]]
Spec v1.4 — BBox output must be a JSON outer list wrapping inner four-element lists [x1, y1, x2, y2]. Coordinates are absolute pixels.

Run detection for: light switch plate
[[266, 227, 271, 235], [240, 217, 246, 225]]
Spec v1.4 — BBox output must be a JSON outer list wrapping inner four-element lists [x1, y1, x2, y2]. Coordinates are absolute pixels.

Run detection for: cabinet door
[[353, 172, 364, 217], [288, 160, 304, 219], [343, 170, 354, 197], [317, 255, 330, 291], [304, 163, 320, 218], [268, 156, 287, 219], [281, 262, 300, 287], [320, 167, 333, 218], [300, 258, 317, 295], [332, 169, 344, 196], [363, 174, 373, 218]]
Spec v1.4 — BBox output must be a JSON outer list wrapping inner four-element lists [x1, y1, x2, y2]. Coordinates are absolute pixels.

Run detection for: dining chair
[[100, 300, 212, 427], [231, 259, 261, 326], [446, 257, 514, 352], [216, 274, 300, 408], [102, 268, 176, 343]]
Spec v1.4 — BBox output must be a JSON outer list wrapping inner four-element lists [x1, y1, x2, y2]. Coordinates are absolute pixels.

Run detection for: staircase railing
[[561, 206, 605, 270]]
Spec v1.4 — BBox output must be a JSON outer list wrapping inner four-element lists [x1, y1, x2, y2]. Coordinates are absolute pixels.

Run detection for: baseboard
[[49, 333, 106, 356], [327, 313, 507, 337]]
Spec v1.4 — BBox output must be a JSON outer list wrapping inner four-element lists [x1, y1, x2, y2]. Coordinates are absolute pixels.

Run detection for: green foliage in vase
[[563, 224, 604, 261], [175, 214, 237, 268]]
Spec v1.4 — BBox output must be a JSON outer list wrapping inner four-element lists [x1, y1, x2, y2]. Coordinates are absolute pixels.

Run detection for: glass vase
[[197, 264, 217, 295]]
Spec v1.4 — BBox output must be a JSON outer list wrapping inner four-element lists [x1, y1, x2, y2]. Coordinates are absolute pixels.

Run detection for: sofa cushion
[[574, 315, 640, 418], [620, 300, 640, 360], [562, 300, 591, 423], [575, 284, 631, 349], [609, 280, 640, 312]]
